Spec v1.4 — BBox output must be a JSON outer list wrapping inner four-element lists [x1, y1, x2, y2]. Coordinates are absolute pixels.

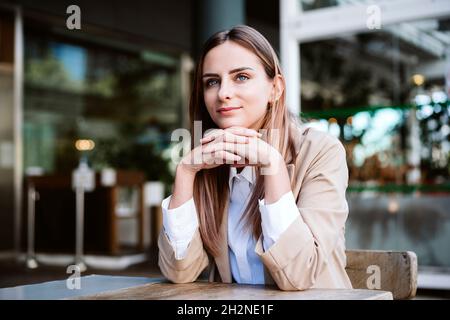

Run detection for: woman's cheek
[[204, 93, 216, 115]]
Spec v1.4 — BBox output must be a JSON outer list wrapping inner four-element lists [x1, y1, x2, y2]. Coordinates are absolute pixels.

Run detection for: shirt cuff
[[259, 191, 299, 251], [161, 195, 199, 259]]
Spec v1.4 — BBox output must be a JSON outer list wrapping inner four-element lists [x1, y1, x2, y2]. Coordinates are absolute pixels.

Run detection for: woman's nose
[[217, 80, 234, 101]]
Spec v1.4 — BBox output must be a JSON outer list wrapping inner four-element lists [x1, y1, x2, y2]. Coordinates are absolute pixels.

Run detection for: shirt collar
[[228, 166, 256, 192]]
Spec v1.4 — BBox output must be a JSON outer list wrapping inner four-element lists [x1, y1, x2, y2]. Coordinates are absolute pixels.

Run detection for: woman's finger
[[202, 141, 253, 164], [202, 127, 260, 140], [203, 150, 241, 165], [200, 130, 249, 144], [200, 135, 215, 144], [221, 131, 249, 143], [202, 141, 251, 154], [200, 129, 224, 142], [225, 126, 262, 137]]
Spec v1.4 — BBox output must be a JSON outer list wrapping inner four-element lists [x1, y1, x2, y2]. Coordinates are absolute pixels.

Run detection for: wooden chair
[[345, 250, 418, 299]]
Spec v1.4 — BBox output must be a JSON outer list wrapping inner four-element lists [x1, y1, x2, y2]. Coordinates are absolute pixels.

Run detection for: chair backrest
[[345, 250, 418, 299]]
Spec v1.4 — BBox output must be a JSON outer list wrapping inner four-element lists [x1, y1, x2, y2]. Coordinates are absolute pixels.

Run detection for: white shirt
[[161, 166, 300, 284]]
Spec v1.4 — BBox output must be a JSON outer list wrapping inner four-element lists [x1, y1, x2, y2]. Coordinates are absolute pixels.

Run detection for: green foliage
[[90, 138, 173, 187]]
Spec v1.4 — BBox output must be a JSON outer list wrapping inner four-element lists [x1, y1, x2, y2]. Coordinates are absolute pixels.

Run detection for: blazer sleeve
[[158, 198, 209, 283], [255, 135, 349, 290]]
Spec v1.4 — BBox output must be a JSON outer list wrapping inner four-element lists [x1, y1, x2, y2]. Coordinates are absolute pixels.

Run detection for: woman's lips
[[217, 106, 243, 115]]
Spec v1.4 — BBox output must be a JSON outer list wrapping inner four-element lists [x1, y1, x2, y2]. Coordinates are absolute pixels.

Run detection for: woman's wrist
[[177, 162, 198, 178], [169, 164, 197, 210], [261, 149, 283, 175], [263, 153, 290, 204]]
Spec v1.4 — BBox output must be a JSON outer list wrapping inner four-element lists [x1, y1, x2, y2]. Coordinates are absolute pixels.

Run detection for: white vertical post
[[406, 110, 421, 184], [446, 48, 450, 98], [280, 0, 301, 116], [75, 187, 86, 272], [13, 6, 24, 260], [180, 53, 194, 129], [72, 160, 94, 271], [26, 184, 38, 269]]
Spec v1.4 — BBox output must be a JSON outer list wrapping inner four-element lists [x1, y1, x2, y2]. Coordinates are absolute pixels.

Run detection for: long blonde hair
[[189, 25, 299, 257]]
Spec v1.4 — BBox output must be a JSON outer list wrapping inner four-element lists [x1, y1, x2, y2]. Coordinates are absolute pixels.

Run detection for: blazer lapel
[[286, 163, 295, 185], [214, 195, 232, 283]]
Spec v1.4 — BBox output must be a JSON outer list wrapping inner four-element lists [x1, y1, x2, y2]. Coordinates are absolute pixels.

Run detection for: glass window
[[298, 0, 385, 12], [300, 16, 450, 268], [23, 28, 180, 186], [298, 0, 339, 12], [300, 17, 450, 191], [0, 9, 15, 250]]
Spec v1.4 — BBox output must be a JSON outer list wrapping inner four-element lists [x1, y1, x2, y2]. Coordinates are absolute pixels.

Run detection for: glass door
[[0, 9, 15, 251]]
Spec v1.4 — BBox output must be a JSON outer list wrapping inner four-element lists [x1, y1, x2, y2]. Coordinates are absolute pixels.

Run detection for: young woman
[[158, 25, 352, 290]]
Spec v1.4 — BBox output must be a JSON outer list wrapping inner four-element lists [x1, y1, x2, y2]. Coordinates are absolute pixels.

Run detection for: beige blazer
[[158, 126, 353, 290]]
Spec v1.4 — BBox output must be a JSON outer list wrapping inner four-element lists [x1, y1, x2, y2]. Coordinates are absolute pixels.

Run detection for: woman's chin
[[217, 120, 247, 129]]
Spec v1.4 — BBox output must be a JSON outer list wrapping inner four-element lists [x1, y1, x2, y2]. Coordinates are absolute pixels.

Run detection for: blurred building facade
[[283, 0, 450, 272], [0, 0, 449, 276], [0, 0, 277, 257]]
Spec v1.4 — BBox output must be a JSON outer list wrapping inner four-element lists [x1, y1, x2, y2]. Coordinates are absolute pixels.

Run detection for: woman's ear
[[271, 74, 285, 102]]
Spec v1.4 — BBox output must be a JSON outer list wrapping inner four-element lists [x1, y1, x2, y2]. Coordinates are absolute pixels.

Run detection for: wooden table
[[70, 278, 393, 300], [0, 275, 392, 300]]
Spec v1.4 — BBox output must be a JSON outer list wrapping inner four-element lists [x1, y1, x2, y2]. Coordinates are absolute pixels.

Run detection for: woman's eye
[[205, 79, 218, 87], [236, 74, 249, 82]]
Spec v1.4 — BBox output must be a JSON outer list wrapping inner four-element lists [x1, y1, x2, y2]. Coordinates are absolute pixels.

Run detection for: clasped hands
[[180, 126, 283, 175]]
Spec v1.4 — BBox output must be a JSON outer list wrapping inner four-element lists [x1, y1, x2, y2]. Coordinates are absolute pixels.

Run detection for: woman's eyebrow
[[202, 67, 254, 78]]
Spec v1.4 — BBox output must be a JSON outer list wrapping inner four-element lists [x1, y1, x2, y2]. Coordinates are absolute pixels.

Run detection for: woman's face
[[202, 41, 275, 130]]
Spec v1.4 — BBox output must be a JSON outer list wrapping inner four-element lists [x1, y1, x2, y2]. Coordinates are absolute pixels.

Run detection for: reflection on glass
[[23, 29, 178, 187], [297, 6, 450, 270], [298, 0, 338, 12], [300, 16, 450, 192], [303, 101, 449, 189]]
